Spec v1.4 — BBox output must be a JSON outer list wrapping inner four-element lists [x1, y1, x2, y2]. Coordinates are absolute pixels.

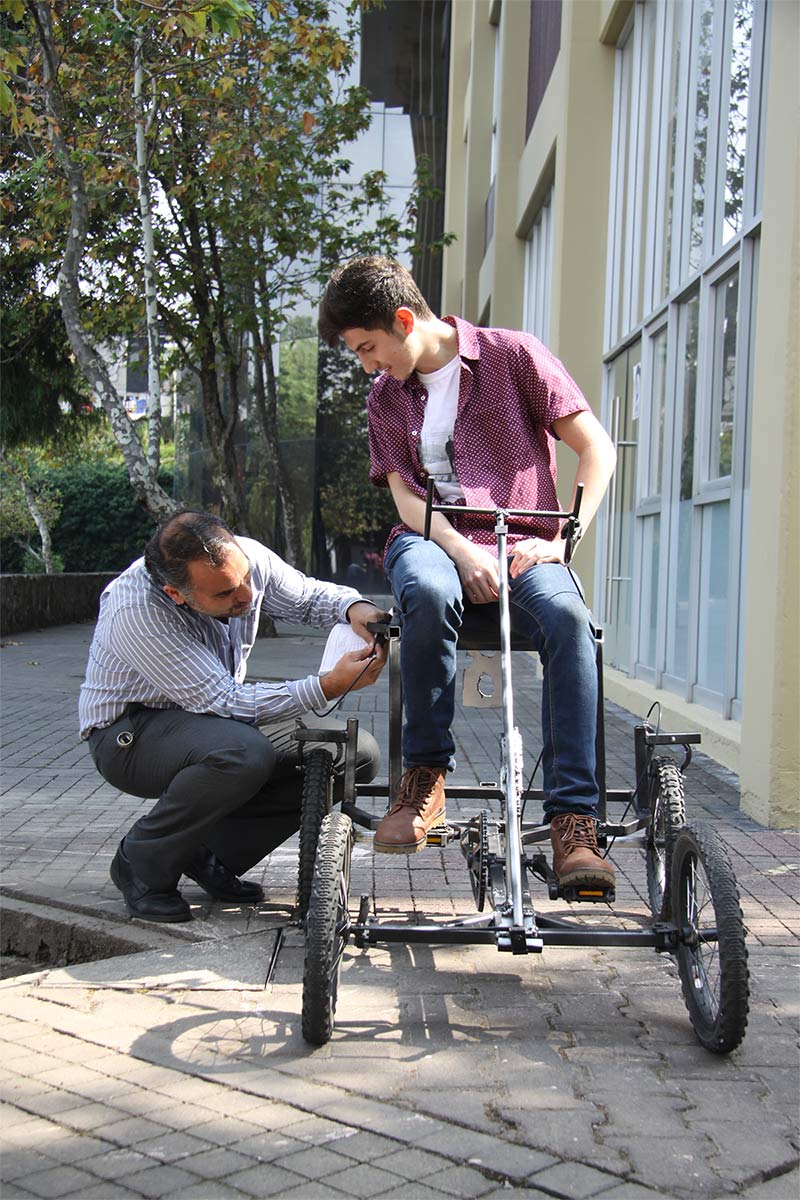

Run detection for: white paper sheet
[[318, 622, 372, 673]]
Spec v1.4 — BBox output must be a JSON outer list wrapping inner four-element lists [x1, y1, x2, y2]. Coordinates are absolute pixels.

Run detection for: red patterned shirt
[[367, 316, 590, 557]]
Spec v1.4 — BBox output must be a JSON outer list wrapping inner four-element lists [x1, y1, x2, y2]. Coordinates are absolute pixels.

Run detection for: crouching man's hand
[[320, 641, 387, 699], [345, 600, 389, 646]]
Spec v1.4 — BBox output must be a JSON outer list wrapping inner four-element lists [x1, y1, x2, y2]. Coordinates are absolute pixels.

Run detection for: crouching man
[[78, 509, 386, 922]]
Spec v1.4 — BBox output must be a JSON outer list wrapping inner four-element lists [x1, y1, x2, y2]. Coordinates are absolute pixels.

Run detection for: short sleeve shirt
[[367, 316, 590, 556]]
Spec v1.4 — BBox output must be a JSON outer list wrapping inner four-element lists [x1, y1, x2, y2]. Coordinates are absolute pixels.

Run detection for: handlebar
[[423, 478, 585, 563]]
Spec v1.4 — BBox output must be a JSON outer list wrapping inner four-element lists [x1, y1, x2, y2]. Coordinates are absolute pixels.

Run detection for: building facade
[[442, 0, 798, 826]]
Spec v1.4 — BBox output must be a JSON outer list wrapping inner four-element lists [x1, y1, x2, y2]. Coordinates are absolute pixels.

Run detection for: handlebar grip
[[424, 476, 435, 541]]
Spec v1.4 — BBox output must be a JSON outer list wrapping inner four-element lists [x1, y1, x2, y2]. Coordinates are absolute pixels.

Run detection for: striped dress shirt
[[78, 536, 364, 739]]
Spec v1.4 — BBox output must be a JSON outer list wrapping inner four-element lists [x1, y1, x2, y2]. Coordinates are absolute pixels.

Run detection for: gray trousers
[[89, 707, 379, 891]]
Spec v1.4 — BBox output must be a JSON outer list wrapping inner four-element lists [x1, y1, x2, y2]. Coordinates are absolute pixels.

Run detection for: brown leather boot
[[374, 766, 446, 854], [550, 814, 615, 889]]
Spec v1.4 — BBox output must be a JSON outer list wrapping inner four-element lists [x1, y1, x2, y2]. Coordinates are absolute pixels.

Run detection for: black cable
[[308, 639, 380, 718], [520, 748, 544, 821]]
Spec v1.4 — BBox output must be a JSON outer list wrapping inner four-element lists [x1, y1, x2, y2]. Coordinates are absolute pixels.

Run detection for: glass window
[[697, 499, 730, 695], [639, 514, 661, 669], [722, 0, 754, 244], [603, 345, 640, 672], [607, 27, 634, 347], [709, 270, 739, 480], [660, 3, 683, 298], [524, 186, 553, 344], [603, 0, 763, 716], [687, 0, 714, 274], [647, 329, 668, 497], [665, 291, 699, 682]]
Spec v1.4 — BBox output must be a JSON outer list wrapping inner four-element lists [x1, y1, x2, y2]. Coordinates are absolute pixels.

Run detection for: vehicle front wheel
[[302, 811, 353, 1046], [671, 821, 749, 1054]]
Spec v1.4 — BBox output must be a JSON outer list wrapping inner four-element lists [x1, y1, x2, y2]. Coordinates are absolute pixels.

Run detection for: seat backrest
[[457, 602, 537, 653]]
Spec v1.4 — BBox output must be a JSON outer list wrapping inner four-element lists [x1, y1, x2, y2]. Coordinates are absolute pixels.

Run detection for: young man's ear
[[394, 307, 415, 336]]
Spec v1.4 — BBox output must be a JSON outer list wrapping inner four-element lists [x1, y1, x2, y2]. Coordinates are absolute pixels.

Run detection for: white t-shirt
[[418, 354, 464, 502]]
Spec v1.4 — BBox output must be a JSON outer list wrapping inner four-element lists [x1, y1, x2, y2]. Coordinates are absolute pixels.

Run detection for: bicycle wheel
[[671, 821, 749, 1054], [302, 810, 353, 1046], [297, 747, 334, 920], [645, 757, 685, 919]]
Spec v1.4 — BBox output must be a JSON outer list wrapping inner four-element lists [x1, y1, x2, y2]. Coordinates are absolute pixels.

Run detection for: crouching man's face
[[164, 543, 254, 619]]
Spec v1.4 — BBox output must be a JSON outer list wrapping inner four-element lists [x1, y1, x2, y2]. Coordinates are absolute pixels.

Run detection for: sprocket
[[464, 811, 490, 911]]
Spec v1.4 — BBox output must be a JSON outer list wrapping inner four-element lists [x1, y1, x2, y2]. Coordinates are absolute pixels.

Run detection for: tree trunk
[[0, 449, 56, 574], [178, 194, 249, 530], [133, 32, 162, 475], [30, 1, 176, 521], [249, 281, 306, 569]]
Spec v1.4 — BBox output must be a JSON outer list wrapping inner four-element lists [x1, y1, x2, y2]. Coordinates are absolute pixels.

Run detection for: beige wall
[[738, 0, 800, 826]]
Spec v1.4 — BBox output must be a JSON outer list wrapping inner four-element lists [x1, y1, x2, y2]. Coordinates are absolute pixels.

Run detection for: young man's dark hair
[[318, 255, 434, 346], [144, 510, 236, 593]]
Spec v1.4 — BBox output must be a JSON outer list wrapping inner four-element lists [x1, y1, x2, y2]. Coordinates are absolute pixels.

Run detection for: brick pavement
[[0, 621, 798, 1199]]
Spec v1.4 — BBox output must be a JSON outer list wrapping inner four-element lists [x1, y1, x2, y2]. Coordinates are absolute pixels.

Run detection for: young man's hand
[[509, 536, 566, 577], [454, 542, 500, 604]]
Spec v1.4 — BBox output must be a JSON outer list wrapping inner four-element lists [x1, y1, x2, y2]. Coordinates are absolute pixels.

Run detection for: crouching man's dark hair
[[144, 510, 237, 593], [318, 255, 434, 346]]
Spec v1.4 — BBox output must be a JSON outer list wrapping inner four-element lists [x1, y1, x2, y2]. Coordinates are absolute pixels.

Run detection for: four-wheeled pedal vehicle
[[293, 484, 749, 1053]]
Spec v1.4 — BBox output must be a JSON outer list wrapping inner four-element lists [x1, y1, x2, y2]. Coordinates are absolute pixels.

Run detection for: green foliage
[[21, 547, 64, 574], [0, 260, 90, 450], [277, 317, 318, 441], [52, 459, 173, 571], [0, 456, 173, 573], [316, 341, 396, 545]]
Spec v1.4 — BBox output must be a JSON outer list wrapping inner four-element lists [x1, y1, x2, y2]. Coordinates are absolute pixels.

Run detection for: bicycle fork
[[495, 512, 543, 954]]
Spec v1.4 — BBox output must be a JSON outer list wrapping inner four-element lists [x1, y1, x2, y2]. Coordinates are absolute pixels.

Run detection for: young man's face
[[164, 543, 254, 619], [342, 314, 418, 381]]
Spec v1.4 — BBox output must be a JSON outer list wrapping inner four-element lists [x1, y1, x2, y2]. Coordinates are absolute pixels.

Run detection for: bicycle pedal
[[558, 884, 616, 905], [425, 822, 455, 846]]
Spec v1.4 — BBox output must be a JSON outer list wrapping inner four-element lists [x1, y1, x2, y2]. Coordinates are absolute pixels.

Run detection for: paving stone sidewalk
[[0, 621, 798, 1200]]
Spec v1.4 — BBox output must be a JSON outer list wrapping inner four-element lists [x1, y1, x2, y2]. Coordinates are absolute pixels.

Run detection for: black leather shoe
[[183, 847, 264, 903], [110, 842, 191, 923]]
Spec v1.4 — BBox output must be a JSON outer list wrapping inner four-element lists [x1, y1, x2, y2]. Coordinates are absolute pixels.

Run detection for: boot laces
[[395, 766, 443, 814], [556, 814, 598, 851]]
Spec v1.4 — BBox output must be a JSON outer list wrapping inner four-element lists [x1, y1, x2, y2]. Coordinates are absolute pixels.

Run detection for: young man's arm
[[509, 410, 616, 576], [387, 472, 501, 604]]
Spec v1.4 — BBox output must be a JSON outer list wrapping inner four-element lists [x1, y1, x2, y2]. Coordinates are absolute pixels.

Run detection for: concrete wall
[[0, 574, 116, 636]]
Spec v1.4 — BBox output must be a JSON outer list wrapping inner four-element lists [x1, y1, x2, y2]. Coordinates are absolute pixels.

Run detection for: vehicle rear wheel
[[671, 821, 749, 1054], [645, 757, 685, 919]]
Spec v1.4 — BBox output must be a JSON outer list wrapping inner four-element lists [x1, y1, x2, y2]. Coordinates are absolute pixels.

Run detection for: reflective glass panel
[[661, 5, 682, 297], [648, 329, 668, 497], [666, 292, 699, 681], [688, 0, 714, 273], [697, 499, 730, 696], [711, 272, 739, 479], [639, 513, 661, 669], [723, 0, 753, 244]]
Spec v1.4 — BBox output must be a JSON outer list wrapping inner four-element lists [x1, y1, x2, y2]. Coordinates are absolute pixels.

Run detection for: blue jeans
[[384, 533, 599, 820]]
